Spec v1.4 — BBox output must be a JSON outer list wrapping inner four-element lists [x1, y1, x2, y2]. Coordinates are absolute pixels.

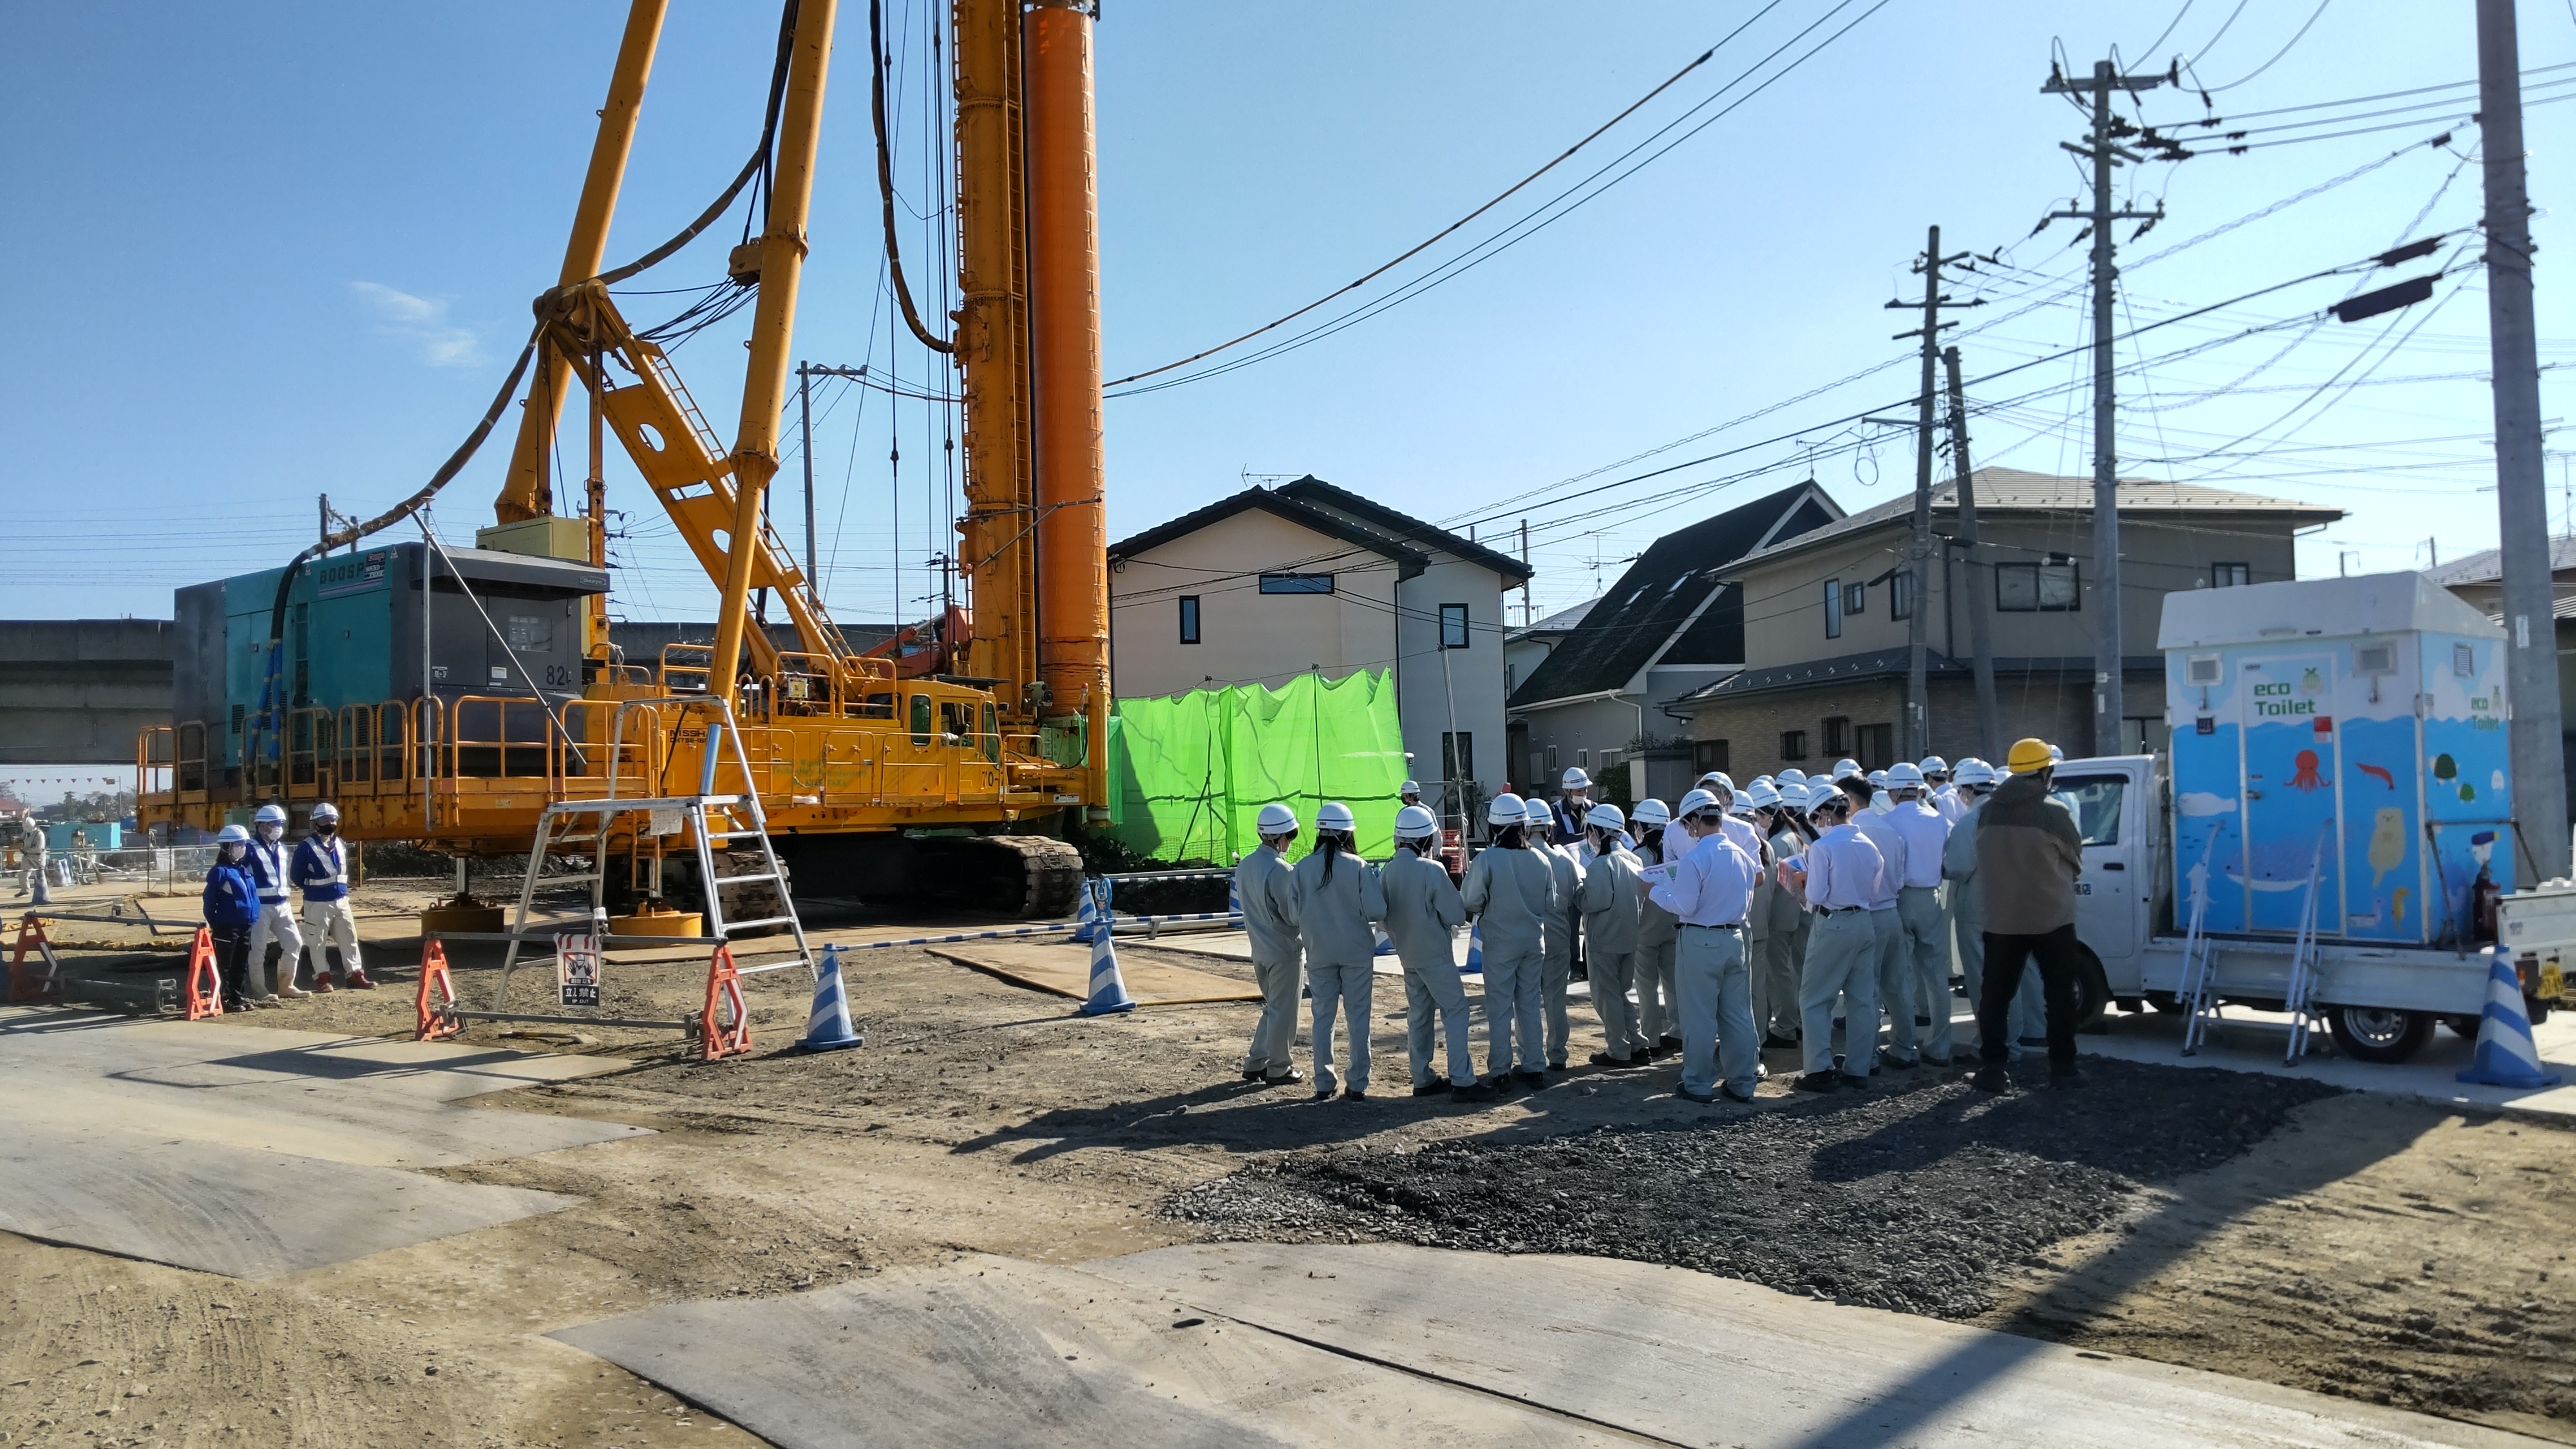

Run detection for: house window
[[1576, 749, 1590, 770], [1441, 732, 1473, 782], [1822, 716, 1850, 755], [1856, 722, 1895, 772], [1890, 572, 1912, 621], [1258, 573, 1334, 594], [2211, 562, 2250, 589], [1844, 582, 1866, 615], [1779, 730, 1808, 761], [1545, 744, 1559, 775], [1599, 747, 1622, 779], [1823, 578, 1842, 639], [1997, 556, 2081, 611], [1694, 739, 1728, 773], [1439, 603, 1469, 649], [1177, 595, 1200, 644]]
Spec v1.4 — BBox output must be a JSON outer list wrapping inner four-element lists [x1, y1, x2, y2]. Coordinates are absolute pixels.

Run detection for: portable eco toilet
[[2158, 571, 2510, 946]]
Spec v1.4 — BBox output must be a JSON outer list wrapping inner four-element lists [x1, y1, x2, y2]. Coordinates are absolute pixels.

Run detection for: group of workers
[[1231, 737, 2088, 1104], [200, 801, 375, 1010]]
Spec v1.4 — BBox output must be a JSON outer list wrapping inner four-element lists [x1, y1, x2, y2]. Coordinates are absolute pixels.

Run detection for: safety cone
[[1226, 876, 1243, 920], [1076, 881, 1137, 1016], [1072, 880, 1104, 944], [1372, 923, 1397, 957], [182, 927, 222, 1019], [9, 916, 61, 1004], [1463, 922, 1482, 976], [796, 944, 865, 1051], [701, 944, 753, 1059], [415, 938, 461, 1041], [2458, 947, 2563, 1088]]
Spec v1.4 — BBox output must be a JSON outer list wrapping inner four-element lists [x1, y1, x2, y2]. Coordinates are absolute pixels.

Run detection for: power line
[[2199, 0, 2333, 92]]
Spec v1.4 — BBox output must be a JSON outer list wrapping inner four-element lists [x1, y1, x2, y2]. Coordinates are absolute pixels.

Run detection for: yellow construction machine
[[138, 0, 1113, 918]]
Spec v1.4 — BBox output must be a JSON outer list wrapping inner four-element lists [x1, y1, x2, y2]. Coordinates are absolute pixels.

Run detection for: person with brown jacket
[[1971, 737, 2088, 1091]]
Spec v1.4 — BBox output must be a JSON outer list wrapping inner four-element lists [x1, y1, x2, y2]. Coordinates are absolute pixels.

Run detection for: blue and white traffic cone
[[795, 944, 864, 1051], [1226, 876, 1242, 921], [1462, 922, 1482, 976], [2458, 947, 2562, 1088], [1372, 922, 1396, 957], [1076, 882, 1137, 1016], [1072, 880, 1103, 944]]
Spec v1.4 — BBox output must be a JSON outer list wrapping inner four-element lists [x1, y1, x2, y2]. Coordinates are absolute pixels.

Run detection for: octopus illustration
[[2289, 748, 2327, 791]]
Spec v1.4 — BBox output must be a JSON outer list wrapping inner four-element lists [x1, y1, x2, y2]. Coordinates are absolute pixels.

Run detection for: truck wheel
[[2072, 943, 2112, 1032], [2327, 1005, 2432, 1064]]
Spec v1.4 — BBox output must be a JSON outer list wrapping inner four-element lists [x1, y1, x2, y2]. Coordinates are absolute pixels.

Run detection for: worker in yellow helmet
[[1969, 739, 2086, 1092]]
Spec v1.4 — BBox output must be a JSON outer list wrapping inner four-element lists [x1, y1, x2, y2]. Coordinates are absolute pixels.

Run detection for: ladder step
[[721, 916, 799, 933], [708, 873, 779, 888]]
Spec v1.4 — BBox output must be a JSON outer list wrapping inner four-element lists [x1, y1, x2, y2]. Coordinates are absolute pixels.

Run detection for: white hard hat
[[1918, 755, 1949, 775], [1955, 758, 1996, 787], [1699, 771, 1736, 796], [1806, 788, 1848, 819], [1745, 781, 1781, 810], [1488, 791, 1528, 825], [1316, 800, 1356, 832], [2049, 744, 2065, 762], [1750, 774, 1775, 791], [1830, 759, 1863, 782], [310, 801, 340, 822], [1256, 801, 1299, 835], [215, 824, 251, 844], [1394, 804, 1439, 836], [1560, 766, 1591, 790], [1774, 781, 1808, 811], [1629, 798, 1671, 828], [1399, 780, 1421, 796], [1676, 788, 1719, 820], [1778, 768, 1808, 786], [1585, 802, 1626, 831], [1524, 797, 1554, 828], [254, 804, 287, 826], [1866, 769, 1888, 788], [1871, 790, 1893, 813], [1885, 762, 1925, 788]]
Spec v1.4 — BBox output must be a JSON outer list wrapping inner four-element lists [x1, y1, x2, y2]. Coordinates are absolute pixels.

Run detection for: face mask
[[316, 822, 337, 836], [258, 824, 281, 841]]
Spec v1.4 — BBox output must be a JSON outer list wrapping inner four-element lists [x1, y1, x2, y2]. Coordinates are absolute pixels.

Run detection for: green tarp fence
[[1106, 669, 1409, 864]]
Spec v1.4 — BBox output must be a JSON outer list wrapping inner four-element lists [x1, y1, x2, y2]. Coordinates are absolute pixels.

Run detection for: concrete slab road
[[0, 1006, 644, 1277]]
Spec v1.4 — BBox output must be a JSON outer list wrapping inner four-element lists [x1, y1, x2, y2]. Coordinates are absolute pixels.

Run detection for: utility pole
[[2478, 0, 2569, 880], [1944, 345, 2002, 760], [797, 362, 819, 591], [1888, 226, 1981, 760], [1519, 518, 1531, 627], [2045, 58, 2171, 757]]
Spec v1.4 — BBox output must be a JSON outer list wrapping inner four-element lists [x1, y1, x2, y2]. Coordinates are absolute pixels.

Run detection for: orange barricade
[[8, 916, 61, 1005], [701, 944, 752, 1061], [416, 939, 462, 1041], [183, 927, 223, 1020]]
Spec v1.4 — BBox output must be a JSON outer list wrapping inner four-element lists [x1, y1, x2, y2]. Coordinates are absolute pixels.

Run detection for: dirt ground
[[5, 873, 2573, 1446]]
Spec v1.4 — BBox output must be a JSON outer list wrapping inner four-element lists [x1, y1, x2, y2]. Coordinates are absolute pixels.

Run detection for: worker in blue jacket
[[290, 801, 375, 989], [202, 824, 262, 1012]]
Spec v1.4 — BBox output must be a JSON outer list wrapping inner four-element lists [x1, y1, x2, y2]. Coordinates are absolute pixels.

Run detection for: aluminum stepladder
[[2278, 824, 2333, 1065], [2176, 848, 2222, 1056], [496, 696, 815, 1011]]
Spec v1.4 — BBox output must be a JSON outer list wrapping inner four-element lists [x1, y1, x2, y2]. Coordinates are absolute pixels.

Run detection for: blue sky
[[1, 0, 2570, 664]]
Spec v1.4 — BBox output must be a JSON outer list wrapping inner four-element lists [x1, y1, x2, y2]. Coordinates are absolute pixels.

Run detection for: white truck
[[2049, 752, 2563, 1065]]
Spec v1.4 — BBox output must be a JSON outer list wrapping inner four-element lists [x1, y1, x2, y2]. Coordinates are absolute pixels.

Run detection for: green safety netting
[[1106, 669, 1409, 863]]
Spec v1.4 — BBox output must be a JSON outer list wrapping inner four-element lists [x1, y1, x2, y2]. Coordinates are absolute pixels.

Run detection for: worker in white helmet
[[1233, 802, 1307, 1086], [1759, 782, 1817, 1048], [1646, 788, 1763, 1103], [1461, 793, 1559, 1090], [1552, 767, 1593, 848], [1628, 798, 1681, 1057], [1882, 762, 1958, 1064], [1741, 781, 1801, 1048], [1399, 781, 1423, 809], [1779, 786, 1884, 1090], [1385, 804, 1486, 1099], [242, 803, 307, 1002], [1577, 802, 1649, 1066], [1293, 801, 1387, 1101], [290, 802, 374, 990], [1830, 770, 1913, 1070], [203, 824, 263, 1012], [1522, 796, 1585, 1070]]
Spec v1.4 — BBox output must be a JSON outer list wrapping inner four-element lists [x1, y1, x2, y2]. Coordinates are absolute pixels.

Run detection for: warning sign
[[556, 933, 601, 1008]]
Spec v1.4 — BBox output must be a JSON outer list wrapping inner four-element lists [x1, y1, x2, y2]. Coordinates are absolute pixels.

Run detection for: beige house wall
[[1107, 509, 1399, 701]]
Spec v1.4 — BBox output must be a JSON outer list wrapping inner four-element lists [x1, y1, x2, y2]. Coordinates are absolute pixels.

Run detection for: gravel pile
[[1168, 1058, 2342, 1318]]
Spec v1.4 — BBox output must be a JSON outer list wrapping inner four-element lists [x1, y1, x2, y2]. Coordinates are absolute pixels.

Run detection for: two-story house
[[1504, 480, 1839, 795], [1664, 468, 2341, 777], [1107, 476, 1533, 825]]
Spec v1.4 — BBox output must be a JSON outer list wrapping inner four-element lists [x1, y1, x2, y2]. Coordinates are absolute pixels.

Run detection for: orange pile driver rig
[[137, 0, 1112, 917]]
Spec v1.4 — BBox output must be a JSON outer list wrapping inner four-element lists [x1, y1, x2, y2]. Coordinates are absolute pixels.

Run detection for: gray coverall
[[1762, 823, 1812, 1041], [1383, 846, 1473, 1087], [1461, 844, 1558, 1077], [1634, 833, 1681, 1047], [1533, 840, 1584, 1067], [1579, 842, 1647, 1061], [1293, 845, 1388, 1095], [1850, 809, 1915, 1066], [1942, 797, 2044, 1058], [1233, 845, 1303, 1079]]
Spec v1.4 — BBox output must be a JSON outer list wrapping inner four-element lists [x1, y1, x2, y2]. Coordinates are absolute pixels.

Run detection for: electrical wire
[[2199, 0, 2333, 92]]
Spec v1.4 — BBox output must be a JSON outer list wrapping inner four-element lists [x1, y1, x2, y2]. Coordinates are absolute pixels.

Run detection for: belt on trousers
[[1681, 922, 1745, 931], [1820, 905, 1868, 914]]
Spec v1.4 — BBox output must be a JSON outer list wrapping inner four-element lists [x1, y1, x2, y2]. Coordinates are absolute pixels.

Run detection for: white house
[[1107, 476, 1533, 828]]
